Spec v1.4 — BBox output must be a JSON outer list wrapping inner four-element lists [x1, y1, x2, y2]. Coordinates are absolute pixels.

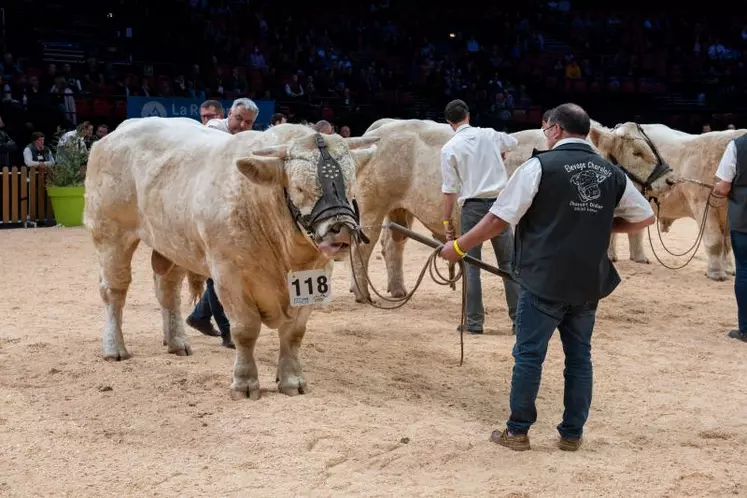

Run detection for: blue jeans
[[460, 199, 520, 330], [731, 231, 747, 333], [189, 278, 230, 336], [507, 287, 597, 440]]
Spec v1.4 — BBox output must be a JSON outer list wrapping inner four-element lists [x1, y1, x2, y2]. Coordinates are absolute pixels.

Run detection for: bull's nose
[[666, 178, 676, 186]]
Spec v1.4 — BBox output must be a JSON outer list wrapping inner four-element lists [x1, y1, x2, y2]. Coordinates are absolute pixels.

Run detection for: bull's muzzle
[[316, 221, 354, 258]]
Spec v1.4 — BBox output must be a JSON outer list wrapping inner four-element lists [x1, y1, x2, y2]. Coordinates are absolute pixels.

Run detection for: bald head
[[313, 120, 333, 134], [548, 103, 590, 137]]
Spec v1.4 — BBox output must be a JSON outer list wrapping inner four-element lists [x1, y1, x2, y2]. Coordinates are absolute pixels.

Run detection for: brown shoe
[[490, 428, 530, 451], [558, 436, 582, 451]]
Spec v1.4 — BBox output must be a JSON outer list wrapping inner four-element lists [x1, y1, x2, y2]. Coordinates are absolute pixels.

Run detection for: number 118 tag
[[287, 268, 332, 307]]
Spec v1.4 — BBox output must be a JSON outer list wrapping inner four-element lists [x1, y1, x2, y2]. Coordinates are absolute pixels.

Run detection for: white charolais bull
[[84, 117, 378, 399], [349, 118, 678, 302], [591, 123, 746, 280]]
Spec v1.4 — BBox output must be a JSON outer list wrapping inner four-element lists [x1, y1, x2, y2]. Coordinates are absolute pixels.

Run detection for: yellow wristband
[[443, 220, 451, 225], [453, 239, 466, 257]]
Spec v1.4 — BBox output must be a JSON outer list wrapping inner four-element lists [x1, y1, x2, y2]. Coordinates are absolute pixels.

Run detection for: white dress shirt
[[206, 117, 230, 133], [440, 123, 518, 206], [715, 140, 737, 182], [489, 137, 654, 225]]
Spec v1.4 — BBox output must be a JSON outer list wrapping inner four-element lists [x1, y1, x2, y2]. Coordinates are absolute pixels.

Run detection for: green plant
[[47, 127, 88, 187]]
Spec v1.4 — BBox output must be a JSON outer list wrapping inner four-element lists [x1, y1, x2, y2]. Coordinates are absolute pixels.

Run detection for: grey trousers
[[460, 198, 520, 331]]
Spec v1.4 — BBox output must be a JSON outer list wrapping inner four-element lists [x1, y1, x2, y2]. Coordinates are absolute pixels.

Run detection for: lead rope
[[646, 184, 728, 270], [349, 238, 468, 366]]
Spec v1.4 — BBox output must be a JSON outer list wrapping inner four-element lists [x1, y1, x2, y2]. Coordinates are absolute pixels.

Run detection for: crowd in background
[[1, 1, 747, 167]]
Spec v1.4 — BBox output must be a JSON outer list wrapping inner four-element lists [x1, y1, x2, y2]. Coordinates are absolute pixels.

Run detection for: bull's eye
[[633, 151, 644, 158]]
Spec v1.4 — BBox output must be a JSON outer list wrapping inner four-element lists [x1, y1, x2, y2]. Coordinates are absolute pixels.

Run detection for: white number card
[[287, 268, 332, 307]]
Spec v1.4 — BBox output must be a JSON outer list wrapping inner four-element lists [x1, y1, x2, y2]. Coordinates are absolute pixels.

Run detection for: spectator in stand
[[0, 116, 17, 166], [340, 125, 351, 138], [271, 112, 287, 126], [23, 132, 55, 169], [58, 121, 93, 152]]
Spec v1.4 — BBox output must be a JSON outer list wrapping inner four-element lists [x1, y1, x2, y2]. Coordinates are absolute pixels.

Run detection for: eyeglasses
[[542, 123, 561, 136]]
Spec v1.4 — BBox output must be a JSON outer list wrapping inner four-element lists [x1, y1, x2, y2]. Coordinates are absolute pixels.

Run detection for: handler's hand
[[440, 241, 463, 262]]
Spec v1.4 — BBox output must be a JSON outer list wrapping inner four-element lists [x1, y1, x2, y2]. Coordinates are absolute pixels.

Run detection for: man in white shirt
[[206, 97, 258, 134], [713, 134, 747, 342], [441, 99, 521, 334], [441, 103, 655, 452]]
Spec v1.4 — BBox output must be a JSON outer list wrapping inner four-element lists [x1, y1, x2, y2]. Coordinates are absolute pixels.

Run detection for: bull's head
[[235, 132, 379, 260], [589, 122, 678, 197]]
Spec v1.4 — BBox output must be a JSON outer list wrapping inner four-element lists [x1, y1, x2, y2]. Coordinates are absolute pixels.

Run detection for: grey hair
[[231, 97, 259, 115]]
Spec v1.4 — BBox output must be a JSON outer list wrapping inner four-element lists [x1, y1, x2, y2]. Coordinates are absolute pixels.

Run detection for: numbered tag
[[287, 268, 332, 307]]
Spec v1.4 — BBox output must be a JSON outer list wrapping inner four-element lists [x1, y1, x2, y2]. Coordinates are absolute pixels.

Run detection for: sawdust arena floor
[[1, 220, 746, 497]]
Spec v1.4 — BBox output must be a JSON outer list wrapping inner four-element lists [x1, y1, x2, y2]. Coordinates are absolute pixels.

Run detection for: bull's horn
[[252, 145, 289, 158], [345, 136, 380, 149]]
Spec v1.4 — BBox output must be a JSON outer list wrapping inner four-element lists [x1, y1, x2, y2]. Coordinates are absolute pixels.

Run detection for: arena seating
[[1, 0, 746, 169]]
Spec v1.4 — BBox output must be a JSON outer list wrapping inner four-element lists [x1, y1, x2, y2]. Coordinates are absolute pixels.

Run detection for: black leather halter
[[608, 123, 672, 196], [284, 133, 370, 245]]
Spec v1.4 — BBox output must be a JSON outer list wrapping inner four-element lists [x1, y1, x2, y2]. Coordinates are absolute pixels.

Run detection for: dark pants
[[731, 230, 747, 333], [507, 287, 597, 440], [460, 198, 520, 330], [189, 278, 230, 336]]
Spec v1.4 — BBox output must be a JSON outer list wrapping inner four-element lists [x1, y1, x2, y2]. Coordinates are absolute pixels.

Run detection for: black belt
[[463, 197, 497, 204]]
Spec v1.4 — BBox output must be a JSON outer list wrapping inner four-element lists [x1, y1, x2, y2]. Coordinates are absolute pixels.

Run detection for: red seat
[[93, 98, 112, 117], [621, 79, 636, 93], [573, 79, 588, 92]]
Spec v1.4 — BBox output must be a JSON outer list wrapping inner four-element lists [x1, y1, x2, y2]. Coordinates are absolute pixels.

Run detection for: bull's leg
[[381, 208, 413, 298], [91, 233, 140, 361], [153, 265, 192, 356], [349, 212, 385, 303], [704, 205, 730, 281], [607, 233, 619, 262], [724, 233, 735, 276], [276, 306, 313, 396], [627, 229, 649, 264], [211, 273, 263, 400]]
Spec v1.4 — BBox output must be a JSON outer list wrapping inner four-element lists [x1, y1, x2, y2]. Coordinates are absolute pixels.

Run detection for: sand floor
[[1, 219, 746, 497]]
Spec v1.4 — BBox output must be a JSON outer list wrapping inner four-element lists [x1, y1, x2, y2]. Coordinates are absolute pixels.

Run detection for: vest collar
[[552, 138, 594, 152]]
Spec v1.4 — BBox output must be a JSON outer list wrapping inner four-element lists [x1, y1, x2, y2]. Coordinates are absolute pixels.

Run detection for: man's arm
[[494, 130, 518, 152], [440, 147, 460, 236], [610, 177, 655, 233], [23, 148, 39, 167], [713, 141, 737, 197]]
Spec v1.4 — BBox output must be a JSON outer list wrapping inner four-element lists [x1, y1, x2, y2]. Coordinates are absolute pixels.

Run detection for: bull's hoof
[[706, 272, 728, 282], [169, 344, 193, 356], [230, 388, 261, 401], [631, 256, 650, 264], [387, 285, 408, 298], [103, 350, 132, 361], [279, 384, 307, 396]]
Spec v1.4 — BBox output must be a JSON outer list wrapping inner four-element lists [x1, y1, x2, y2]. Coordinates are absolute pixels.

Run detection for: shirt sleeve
[[23, 147, 38, 166], [715, 141, 737, 182], [494, 130, 518, 152], [613, 177, 655, 222], [440, 146, 460, 194], [489, 157, 542, 225]]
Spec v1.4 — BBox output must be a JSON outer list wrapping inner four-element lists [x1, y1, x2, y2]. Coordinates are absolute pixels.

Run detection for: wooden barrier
[[0, 166, 55, 227]]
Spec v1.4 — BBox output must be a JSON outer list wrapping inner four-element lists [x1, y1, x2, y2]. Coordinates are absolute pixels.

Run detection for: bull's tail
[[186, 271, 207, 305]]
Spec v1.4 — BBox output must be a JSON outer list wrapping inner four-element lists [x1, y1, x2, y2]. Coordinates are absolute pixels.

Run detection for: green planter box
[[47, 186, 85, 227]]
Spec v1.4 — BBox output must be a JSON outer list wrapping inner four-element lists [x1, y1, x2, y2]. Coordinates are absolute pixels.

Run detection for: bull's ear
[[351, 146, 377, 173], [236, 157, 287, 187]]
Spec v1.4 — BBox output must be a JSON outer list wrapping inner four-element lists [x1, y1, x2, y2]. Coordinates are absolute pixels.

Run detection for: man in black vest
[[440, 103, 655, 451], [714, 133, 747, 342]]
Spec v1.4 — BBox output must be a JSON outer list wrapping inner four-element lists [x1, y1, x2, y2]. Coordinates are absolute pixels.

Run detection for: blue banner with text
[[126, 97, 275, 129]]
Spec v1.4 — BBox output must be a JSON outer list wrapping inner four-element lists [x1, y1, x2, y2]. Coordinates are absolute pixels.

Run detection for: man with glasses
[[440, 103, 655, 451], [199, 100, 224, 125]]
